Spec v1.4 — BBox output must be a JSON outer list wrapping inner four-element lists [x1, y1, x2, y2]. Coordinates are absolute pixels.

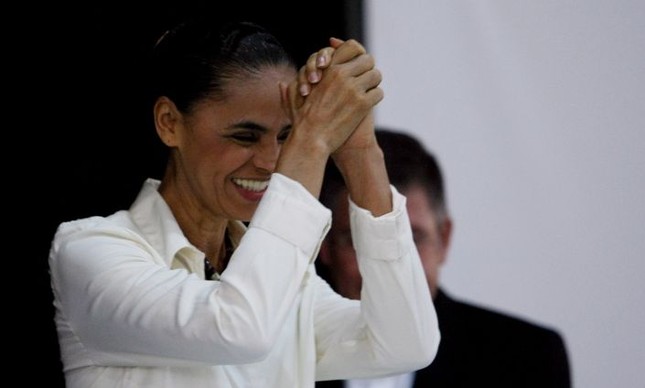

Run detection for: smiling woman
[[46, 15, 439, 388], [151, 59, 297, 224], [36, 4, 367, 387]]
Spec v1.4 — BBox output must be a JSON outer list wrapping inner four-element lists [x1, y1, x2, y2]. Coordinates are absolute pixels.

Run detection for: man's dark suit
[[316, 289, 571, 388]]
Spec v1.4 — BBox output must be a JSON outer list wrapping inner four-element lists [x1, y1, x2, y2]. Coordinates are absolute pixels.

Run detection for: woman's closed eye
[[277, 128, 291, 143], [229, 132, 259, 144]]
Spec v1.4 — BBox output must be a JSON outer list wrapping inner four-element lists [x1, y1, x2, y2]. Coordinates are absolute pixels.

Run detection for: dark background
[[31, 1, 364, 385]]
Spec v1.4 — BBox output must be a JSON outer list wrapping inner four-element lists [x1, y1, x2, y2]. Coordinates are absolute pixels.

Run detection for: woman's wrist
[[333, 144, 392, 216], [276, 127, 332, 198]]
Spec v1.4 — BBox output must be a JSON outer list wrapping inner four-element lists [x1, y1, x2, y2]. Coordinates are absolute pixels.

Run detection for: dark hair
[[150, 17, 295, 113], [321, 128, 449, 222]]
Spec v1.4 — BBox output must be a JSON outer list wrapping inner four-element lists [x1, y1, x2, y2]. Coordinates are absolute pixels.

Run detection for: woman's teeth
[[232, 178, 269, 192]]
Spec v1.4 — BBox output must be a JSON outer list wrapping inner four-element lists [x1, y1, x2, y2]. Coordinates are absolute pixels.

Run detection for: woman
[[49, 18, 439, 387]]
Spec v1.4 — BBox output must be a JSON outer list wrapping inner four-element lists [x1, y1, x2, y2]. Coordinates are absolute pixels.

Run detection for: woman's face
[[172, 65, 296, 222]]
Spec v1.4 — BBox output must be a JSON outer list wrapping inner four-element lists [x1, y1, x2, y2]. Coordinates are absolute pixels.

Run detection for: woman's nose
[[253, 139, 280, 172]]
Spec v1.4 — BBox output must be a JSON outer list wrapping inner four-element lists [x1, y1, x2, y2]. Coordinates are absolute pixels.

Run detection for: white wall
[[366, 1, 645, 387]]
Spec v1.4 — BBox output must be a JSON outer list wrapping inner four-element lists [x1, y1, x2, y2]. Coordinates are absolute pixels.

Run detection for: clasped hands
[[280, 38, 383, 161]]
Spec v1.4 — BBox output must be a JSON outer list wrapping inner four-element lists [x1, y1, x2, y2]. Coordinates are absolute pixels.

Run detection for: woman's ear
[[154, 96, 181, 147]]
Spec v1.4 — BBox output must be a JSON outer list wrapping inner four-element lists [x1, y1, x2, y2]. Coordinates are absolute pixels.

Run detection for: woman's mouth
[[232, 178, 270, 201]]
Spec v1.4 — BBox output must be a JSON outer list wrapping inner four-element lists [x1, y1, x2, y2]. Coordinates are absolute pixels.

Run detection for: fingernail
[[308, 71, 320, 83], [317, 55, 326, 67], [299, 84, 310, 96]]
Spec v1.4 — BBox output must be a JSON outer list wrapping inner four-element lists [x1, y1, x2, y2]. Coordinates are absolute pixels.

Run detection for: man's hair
[[320, 127, 449, 221]]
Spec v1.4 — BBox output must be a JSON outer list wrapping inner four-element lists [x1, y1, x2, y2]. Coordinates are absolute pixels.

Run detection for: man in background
[[316, 128, 571, 387]]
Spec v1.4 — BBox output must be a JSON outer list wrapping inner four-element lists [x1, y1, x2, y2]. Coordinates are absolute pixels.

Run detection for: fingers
[[329, 37, 344, 48], [286, 64, 383, 157], [286, 38, 383, 159], [364, 83, 385, 107], [327, 39, 366, 65], [333, 51, 377, 79], [297, 39, 382, 112], [279, 80, 304, 121], [300, 46, 336, 96], [298, 38, 368, 97], [297, 65, 311, 97]]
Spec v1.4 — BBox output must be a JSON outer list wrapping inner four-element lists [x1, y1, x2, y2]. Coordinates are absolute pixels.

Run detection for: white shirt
[[49, 173, 439, 387]]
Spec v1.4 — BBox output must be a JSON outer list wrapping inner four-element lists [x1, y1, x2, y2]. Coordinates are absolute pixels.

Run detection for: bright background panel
[[366, 1, 645, 387]]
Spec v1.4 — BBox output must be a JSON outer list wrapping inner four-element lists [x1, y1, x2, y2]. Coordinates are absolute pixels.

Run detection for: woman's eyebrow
[[230, 122, 292, 133], [230, 121, 268, 132]]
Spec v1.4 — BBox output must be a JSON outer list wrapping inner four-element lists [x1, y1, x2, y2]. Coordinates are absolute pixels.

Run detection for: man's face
[[405, 185, 451, 298], [319, 184, 452, 299]]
